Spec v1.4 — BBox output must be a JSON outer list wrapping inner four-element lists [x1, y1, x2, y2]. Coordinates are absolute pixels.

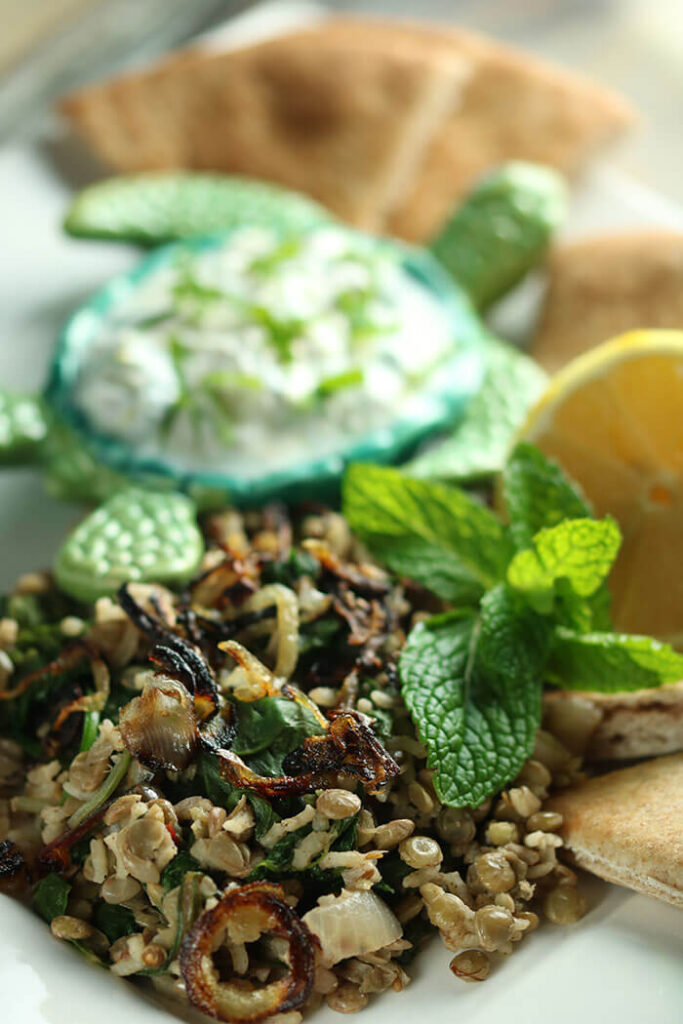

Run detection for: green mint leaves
[[503, 441, 592, 549], [401, 590, 548, 807], [507, 517, 621, 614], [344, 443, 683, 808], [548, 629, 683, 693], [343, 463, 512, 602]]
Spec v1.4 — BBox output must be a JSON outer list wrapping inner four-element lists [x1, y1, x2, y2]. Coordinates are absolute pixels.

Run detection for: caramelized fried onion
[[180, 882, 315, 1023], [0, 642, 91, 702], [217, 711, 399, 798], [118, 584, 219, 719], [119, 678, 198, 772], [302, 539, 390, 596], [0, 839, 28, 892]]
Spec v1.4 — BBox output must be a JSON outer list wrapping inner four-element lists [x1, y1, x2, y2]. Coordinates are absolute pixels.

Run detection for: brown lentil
[[50, 915, 94, 941], [474, 851, 516, 894], [316, 790, 362, 821], [486, 821, 519, 847], [373, 819, 414, 849], [544, 885, 588, 925], [326, 983, 369, 1013], [474, 905, 515, 950], [508, 786, 542, 819], [526, 810, 563, 832], [436, 807, 476, 845], [450, 949, 490, 982], [399, 835, 443, 869]]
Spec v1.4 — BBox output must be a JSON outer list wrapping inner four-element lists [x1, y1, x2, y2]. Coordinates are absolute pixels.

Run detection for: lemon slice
[[520, 329, 683, 642]]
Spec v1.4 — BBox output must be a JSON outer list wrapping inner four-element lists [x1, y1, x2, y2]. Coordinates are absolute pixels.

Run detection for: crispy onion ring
[[216, 711, 399, 798], [0, 840, 28, 893], [180, 882, 315, 1023]]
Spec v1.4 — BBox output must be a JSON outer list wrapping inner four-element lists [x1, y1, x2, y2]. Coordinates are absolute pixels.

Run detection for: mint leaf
[[507, 518, 621, 613], [161, 849, 202, 891], [399, 587, 547, 807], [548, 627, 683, 692], [33, 873, 71, 923], [343, 464, 513, 603], [407, 339, 546, 483], [231, 696, 325, 777], [504, 446, 614, 630], [503, 443, 592, 550], [92, 902, 137, 943]]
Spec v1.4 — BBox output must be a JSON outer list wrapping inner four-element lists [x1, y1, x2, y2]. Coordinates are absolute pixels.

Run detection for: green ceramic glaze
[[54, 488, 204, 602], [63, 172, 333, 246], [0, 393, 50, 465]]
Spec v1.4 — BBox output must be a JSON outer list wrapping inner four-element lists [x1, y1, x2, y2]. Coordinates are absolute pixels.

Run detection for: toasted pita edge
[[561, 845, 683, 909], [543, 682, 683, 761], [548, 754, 683, 909]]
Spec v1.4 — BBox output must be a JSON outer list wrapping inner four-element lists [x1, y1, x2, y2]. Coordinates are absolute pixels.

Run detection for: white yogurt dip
[[74, 226, 455, 478]]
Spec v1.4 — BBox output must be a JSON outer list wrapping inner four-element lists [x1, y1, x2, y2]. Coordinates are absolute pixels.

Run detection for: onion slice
[[119, 678, 198, 772], [180, 882, 315, 1023], [302, 889, 402, 967], [242, 584, 299, 680]]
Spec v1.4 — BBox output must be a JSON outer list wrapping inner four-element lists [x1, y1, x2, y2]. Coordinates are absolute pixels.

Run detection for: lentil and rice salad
[[0, 503, 590, 1023]]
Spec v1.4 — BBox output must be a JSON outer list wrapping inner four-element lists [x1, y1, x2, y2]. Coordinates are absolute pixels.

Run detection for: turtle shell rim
[[46, 227, 485, 507]]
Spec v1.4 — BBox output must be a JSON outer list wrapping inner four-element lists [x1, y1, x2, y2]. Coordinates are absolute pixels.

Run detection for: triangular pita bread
[[61, 33, 468, 232]]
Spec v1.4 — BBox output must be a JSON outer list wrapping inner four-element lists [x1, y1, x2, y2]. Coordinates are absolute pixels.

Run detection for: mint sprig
[[401, 588, 548, 807], [507, 517, 621, 613], [343, 463, 512, 603], [548, 628, 683, 693], [343, 444, 683, 807]]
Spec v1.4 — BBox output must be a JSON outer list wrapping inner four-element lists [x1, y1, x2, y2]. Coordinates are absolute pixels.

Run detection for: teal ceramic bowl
[[46, 230, 485, 507]]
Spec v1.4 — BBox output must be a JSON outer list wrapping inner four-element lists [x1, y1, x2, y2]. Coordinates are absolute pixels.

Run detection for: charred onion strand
[[302, 539, 390, 597], [217, 712, 398, 798], [0, 839, 29, 892], [180, 882, 315, 1023], [49, 654, 111, 734], [118, 584, 219, 717], [0, 642, 91, 702]]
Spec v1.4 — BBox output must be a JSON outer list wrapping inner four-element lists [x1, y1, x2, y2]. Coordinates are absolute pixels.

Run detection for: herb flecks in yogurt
[[74, 226, 455, 477]]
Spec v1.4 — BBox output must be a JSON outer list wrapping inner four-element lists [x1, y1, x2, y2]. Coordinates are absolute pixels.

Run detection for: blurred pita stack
[[61, 16, 636, 240], [60, 33, 469, 233], [531, 232, 683, 371], [548, 754, 683, 908]]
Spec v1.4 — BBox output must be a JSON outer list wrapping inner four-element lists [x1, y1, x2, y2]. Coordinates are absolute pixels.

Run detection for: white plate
[[1, 3, 682, 1022]]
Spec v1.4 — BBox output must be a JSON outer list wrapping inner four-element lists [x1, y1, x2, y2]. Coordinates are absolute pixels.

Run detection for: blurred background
[[0, 0, 681, 204]]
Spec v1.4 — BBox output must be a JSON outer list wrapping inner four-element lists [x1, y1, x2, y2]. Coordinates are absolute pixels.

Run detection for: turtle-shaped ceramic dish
[[0, 162, 565, 601]]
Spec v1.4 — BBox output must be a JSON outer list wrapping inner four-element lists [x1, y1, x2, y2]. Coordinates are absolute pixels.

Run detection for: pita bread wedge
[[61, 34, 468, 231], [531, 232, 683, 371], [543, 682, 683, 762], [316, 18, 634, 241], [548, 754, 683, 908]]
